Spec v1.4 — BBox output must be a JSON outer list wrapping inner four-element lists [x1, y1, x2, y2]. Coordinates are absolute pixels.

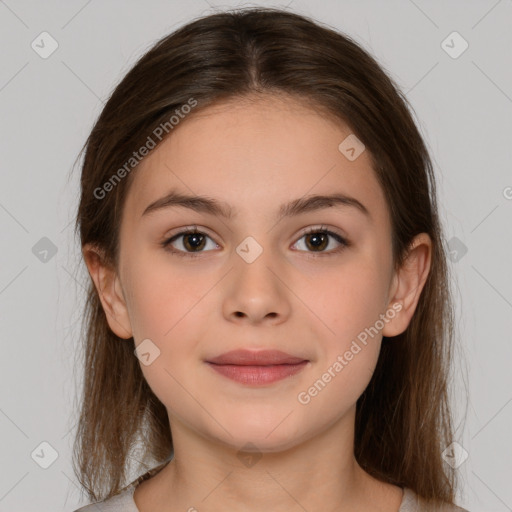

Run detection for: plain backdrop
[[0, 1, 511, 511]]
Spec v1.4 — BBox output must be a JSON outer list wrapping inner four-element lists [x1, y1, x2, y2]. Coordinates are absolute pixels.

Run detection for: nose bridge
[[233, 234, 280, 292], [223, 234, 290, 322]]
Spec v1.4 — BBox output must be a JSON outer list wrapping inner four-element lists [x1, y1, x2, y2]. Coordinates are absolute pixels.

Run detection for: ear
[[382, 233, 432, 338], [82, 244, 133, 339]]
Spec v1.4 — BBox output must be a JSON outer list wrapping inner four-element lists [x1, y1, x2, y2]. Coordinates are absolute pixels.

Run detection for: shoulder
[[72, 486, 137, 512], [400, 487, 470, 512], [71, 459, 171, 512]]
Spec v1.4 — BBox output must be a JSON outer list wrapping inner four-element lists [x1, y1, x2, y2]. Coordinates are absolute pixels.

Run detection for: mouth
[[205, 349, 309, 385]]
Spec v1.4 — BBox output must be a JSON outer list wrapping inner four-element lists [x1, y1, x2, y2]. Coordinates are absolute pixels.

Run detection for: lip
[[206, 349, 307, 365], [205, 349, 309, 385]]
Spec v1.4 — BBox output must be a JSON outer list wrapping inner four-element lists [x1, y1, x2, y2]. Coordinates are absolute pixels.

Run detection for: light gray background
[[0, 1, 511, 511]]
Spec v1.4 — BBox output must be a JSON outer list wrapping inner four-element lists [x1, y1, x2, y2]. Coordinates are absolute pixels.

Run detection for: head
[[73, 7, 457, 504]]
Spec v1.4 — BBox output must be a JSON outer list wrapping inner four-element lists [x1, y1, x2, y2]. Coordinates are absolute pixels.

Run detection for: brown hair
[[72, 6, 464, 507]]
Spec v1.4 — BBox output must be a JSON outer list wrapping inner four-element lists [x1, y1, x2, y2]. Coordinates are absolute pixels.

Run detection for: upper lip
[[206, 349, 308, 366]]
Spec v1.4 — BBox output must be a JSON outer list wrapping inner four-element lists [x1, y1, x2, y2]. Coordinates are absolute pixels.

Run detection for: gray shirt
[[73, 463, 469, 512]]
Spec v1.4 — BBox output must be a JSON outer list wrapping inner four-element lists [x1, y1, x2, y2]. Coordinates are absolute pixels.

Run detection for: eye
[[161, 226, 218, 258], [291, 225, 349, 256], [160, 224, 350, 259]]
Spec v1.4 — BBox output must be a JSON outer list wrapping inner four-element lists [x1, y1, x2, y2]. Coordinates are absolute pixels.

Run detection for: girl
[[72, 7, 469, 512]]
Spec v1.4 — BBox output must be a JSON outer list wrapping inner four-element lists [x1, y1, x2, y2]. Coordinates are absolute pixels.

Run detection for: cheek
[[306, 259, 388, 345], [124, 258, 211, 380], [295, 346, 380, 429], [126, 257, 210, 341], [126, 268, 207, 418], [296, 260, 387, 399]]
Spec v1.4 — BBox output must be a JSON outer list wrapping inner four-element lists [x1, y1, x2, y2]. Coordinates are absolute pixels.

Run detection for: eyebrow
[[141, 189, 371, 221]]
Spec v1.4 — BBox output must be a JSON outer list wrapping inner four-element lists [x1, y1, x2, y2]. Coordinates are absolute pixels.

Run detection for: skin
[[84, 93, 432, 512]]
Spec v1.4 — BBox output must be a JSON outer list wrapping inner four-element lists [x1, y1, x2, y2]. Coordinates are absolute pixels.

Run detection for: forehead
[[123, 94, 389, 225]]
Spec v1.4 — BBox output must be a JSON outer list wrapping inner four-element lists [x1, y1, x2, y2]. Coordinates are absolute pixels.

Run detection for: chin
[[211, 415, 307, 454]]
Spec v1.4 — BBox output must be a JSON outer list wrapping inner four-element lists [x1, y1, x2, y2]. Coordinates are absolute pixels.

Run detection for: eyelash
[[160, 225, 350, 259]]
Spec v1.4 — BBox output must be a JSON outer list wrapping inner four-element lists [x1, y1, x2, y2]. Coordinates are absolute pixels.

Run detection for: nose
[[222, 246, 291, 325]]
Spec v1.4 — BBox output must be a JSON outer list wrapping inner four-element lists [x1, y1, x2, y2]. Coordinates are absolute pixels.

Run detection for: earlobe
[[82, 244, 133, 339], [382, 233, 432, 338]]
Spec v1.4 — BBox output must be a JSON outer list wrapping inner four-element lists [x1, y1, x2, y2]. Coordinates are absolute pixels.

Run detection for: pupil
[[185, 233, 205, 251], [307, 233, 327, 251]]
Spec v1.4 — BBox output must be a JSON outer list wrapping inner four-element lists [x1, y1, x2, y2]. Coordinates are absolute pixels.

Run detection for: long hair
[[72, 7, 462, 506]]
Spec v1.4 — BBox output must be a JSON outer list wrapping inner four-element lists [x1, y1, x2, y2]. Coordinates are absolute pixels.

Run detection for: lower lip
[[205, 361, 309, 385]]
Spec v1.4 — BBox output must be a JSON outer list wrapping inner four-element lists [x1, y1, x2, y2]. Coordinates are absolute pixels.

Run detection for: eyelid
[[164, 224, 212, 240], [297, 224, 346, 239]]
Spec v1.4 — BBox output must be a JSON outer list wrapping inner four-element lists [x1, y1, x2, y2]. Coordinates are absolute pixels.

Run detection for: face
[[90, 94, 425, 454]]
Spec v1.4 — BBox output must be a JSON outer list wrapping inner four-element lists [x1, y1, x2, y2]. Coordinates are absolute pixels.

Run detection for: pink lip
[[206, 349, 307, 365], [205, 350, 309, 385]]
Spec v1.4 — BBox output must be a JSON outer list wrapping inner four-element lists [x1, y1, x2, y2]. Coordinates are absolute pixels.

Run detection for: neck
[[134, 406, 403, 512]]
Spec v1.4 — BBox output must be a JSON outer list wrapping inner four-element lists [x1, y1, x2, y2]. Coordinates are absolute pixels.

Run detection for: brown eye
[[292, 226, 349, 255], [161, 228, 218, 257], [181, 232, 207, 252], [304, 232, 329, 251]]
